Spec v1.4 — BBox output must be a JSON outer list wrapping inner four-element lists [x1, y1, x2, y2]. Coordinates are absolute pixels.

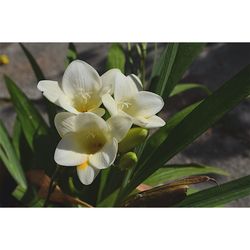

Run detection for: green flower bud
[[118, 127, 148, 153], [119, 152, 138, 170]]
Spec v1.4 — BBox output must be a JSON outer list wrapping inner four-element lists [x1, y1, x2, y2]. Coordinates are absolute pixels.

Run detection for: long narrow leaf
[[144, 164, 228, 187], [4, 75, 48, 149], [178, 175, 250, 207], [0, 121, 27, 188], [107, 43, 126, 73], [120, 64, 250, 201], [170, 83, 211, 97], [150, 43, 204, 99]]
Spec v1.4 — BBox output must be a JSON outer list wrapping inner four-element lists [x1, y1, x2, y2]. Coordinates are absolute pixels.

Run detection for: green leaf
[[107, 43, 126, 73], [4, 75, 48, 150], [19, 43, 44, 81], [12, 117, 22, 159], [120, 64, 250, 202], [19, 43, 56, 127], [150, 43, 204, 99], [65, 43, 77, 67], [0, 121, 27, 188], [169, 83, 211, 97], [144, 164, 228, 187], [139, 101, 201, 167], [178, 175, 250, 207]]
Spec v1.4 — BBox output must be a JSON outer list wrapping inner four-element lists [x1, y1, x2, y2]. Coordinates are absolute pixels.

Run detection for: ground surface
[[0, 43, 250, 206]]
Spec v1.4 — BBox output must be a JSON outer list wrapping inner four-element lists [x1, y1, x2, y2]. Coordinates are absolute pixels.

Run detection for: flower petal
[[101, 68, 121, 95], [54, 133, 87, 166], [77, 164, 100, 185], [137, 115, 166, 128], [37, 80, 64, 103], [62, 60, 101, 98], [102, 94, 118, 116], [89, 138, 118, 169], [114, 72, 139, 101], [128, 74, 143, 91], [128, 91, 164, 118], [54, 112, 77, 137], [107, 115, 132, 142], [89, 107, 105, 117], [74, 112, 108, 133]]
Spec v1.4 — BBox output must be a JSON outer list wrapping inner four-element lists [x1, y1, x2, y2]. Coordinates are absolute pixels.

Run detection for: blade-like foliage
[[107, 43, 126, 73], [65, 43, 77, 67], [150, 43, 204, 99], [4, 75, 48, 149], [0, 121, 27, 188], [144, 164, 228, 187], [119, 64, 250, 202], [178, 175, 250, 207], [169, 83, 211, 97]]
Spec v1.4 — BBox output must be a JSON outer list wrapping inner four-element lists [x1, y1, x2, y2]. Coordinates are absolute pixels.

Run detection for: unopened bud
[[0, 54, 9, 65], [118, 127, 148, 153], [119, 152, 138, 170]]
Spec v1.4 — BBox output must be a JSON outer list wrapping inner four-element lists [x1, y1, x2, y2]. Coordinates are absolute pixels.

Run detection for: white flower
[[54, 112, 132, 185], [37, 60, 120, 116], [102, 72, 166, 128]]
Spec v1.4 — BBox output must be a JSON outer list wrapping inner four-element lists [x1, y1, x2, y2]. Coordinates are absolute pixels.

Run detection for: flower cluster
[[38, 60, 165, 185]]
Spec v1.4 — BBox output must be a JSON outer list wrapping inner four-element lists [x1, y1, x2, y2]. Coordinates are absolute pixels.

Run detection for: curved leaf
[[170, 83, 211, 97]]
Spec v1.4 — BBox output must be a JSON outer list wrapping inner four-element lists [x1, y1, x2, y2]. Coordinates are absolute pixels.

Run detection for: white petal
[[136, 115, 166, 129], [102, 94, 118, 116], [62, 60, 101, 97], [114, 72, 139, 101], [54, 112, 77, 137], [101, 69, 121, 95], [58, 95, 79, 114], [89, 138, 118, 169], [74, 112, 108, 133], [128, 91, 164, 117], [77, 165, 100, 185], [37, 80, 64, 103], [54, 133, 87, 166], [89, 107, 105, 117], [128, 74, 143, 91], [107, 115, 132, 142]]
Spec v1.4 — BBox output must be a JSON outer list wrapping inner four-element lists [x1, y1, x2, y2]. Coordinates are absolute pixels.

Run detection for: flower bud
[[119, 152, 138, 170], [118, 127, 148, 153], [0, 54, 9, 65]]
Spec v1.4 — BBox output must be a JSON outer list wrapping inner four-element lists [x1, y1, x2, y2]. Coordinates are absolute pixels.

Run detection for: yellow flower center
[[77, 160, 89, 170], [72, 92, 92, 112]]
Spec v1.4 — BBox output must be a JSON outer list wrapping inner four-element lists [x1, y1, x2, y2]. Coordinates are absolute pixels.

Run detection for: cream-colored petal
[[101, 68, 121, 95], [89, 107, 105, 117], [128, 74, 143, 91], [74, 112, 108, 133], [77, 164, 100, 185], [54, 133, 87, 166], [37, 80, 64, 103], [62, 60, 101, 98], [102, 93, 118, 116], [89, 138, 118, 169], [107, 115, 132, 142], [114, 72, 139, 101], [54, 112, 77, 137], [139, 115, 166, 128], [126, 91, 164, 118]]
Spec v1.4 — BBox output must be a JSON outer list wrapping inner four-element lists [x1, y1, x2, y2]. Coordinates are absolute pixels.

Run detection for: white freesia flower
[[54, 112, 132, 185], [37, 60, 120, 116], [102, 72, 166, 128]]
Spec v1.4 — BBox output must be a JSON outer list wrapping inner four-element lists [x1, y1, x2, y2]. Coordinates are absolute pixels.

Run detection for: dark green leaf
[[169, 83, 211, 97], [150, 43, 204, 99], [120, 64, 250, 202], [144, 164, 228, 187], [65, 43, 77, 67], [19, 43, 44, 81], [178, 175, 250, 207], [12, 117, 22, 159], [4, 75, 48, 149], [0, 121, 27, 188], [107, 43, 126, 73]]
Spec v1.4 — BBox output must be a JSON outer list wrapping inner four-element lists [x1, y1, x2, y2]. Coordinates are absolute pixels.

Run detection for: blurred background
[[1, 43, 250, 206]]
